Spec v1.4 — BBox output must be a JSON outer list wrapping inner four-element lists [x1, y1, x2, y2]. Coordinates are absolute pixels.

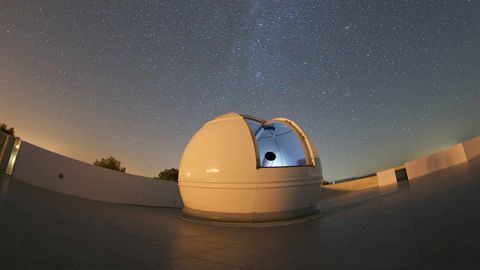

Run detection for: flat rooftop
[[1, 157, 480, 269]]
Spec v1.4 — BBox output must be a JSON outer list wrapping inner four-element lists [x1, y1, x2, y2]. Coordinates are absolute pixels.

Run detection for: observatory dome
[[178, 112, 323, 223]]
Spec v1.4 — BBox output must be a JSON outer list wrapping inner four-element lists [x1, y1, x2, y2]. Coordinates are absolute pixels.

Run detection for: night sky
[[1, 1, 479, 180]]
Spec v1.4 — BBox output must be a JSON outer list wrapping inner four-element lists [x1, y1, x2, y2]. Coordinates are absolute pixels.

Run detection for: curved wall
[[12, 141, 183, 208], [9, 135, 480, 206]]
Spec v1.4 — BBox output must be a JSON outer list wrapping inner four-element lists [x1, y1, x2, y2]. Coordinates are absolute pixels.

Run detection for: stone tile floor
[[1, 157, 480, 269]]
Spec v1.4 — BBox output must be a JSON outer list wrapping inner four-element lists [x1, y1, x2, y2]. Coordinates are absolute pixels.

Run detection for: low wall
[[323, 175, 378, 192], [326, 136, 480, 190], [0, 133, 14, 173], [405, 143, 468, 180], [12, 142, 183, 208], [463, 136, 480, 161], [376, 168, 397, 187]]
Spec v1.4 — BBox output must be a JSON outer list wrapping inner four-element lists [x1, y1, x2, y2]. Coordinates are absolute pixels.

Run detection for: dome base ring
[[181, 206, 319, 227]]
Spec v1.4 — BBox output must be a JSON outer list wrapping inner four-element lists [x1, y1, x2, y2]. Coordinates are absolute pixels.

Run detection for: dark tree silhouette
[[0, 122, 15, 136], [93, 156, 126, 172], [156, 168, 178, 181]]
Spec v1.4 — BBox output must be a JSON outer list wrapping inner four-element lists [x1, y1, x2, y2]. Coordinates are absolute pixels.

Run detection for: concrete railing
[[12, 141, 183, 208]]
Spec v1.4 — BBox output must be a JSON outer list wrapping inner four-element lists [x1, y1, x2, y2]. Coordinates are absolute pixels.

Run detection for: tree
[[0, 122, 15, 136], [93, 156, 126, 172], [156, 168, 178, 181]]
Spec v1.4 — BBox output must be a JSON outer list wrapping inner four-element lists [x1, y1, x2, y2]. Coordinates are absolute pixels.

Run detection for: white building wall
[[463, 136, 480, 161], [12, 141, 183, 208], [0, 133, 14, 173], [376, 168, 397, 187], [405, 143, 468, 180]]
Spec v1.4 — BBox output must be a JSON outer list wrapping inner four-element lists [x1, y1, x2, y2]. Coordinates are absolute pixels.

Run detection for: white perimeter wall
[[463, 136, 480, 161], [10, 136, 480, 200], [405, 143, 468, 180], [12, 141, 183, 208], [376, 168, 397, 187], [0, 133, 14, 173]]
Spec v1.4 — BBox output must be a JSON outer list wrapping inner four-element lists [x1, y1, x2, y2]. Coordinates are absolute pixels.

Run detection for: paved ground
[[1, 157, 480, 269]]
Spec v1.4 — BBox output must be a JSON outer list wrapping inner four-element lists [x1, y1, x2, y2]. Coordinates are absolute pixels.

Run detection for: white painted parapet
[[12, 142, 183, 208], [463, 136, 480, 161], [376, 168, 397, 187], [405, 143, 468, 180], [0, 133, 14, 173]]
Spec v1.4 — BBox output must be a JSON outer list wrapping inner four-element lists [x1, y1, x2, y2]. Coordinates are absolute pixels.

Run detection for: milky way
[[1, 1, 479, 179]]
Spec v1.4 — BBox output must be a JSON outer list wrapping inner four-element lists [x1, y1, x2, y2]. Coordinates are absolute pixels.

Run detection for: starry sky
[[1, 0, 479, 180]]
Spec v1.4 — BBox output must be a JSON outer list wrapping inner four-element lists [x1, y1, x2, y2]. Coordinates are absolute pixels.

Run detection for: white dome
[[178, 112, 323, 222]]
